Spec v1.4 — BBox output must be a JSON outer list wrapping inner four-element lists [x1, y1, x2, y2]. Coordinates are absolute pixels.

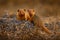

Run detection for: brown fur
[[28, 9, 52, 34], [16, 9, 52, 34], [25, 9, 30, 20], [16, 9, 25, 20], [16, 9, 30, 20]]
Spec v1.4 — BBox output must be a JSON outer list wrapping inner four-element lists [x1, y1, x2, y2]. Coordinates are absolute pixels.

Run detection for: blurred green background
[[0, 0, 60, 17]]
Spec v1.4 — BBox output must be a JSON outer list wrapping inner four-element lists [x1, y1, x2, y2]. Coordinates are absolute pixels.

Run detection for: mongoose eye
[[24, 9, 26, 11]]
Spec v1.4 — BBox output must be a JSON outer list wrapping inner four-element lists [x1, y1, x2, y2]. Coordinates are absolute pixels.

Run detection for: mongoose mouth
[[18, 11, 25, 17], [19, 14, 25, 17]]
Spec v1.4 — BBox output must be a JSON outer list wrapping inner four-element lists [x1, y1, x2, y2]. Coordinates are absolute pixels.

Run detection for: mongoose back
[[28, 9, 52, 34]]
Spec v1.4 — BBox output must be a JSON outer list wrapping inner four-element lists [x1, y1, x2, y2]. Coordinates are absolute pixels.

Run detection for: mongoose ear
[[17, 9, 19, 12], [17, 9, 26, 12], [24, 9, 26, 11]]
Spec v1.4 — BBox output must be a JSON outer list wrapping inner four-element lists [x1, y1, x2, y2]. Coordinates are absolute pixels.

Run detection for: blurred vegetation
[[0, 0, 60, 16]]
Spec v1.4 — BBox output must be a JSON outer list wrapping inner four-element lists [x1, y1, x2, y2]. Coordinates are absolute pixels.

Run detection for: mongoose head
[[28, 9, 35, 17], [16, 9, 26, 20], [17, 9, 26, 17]]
